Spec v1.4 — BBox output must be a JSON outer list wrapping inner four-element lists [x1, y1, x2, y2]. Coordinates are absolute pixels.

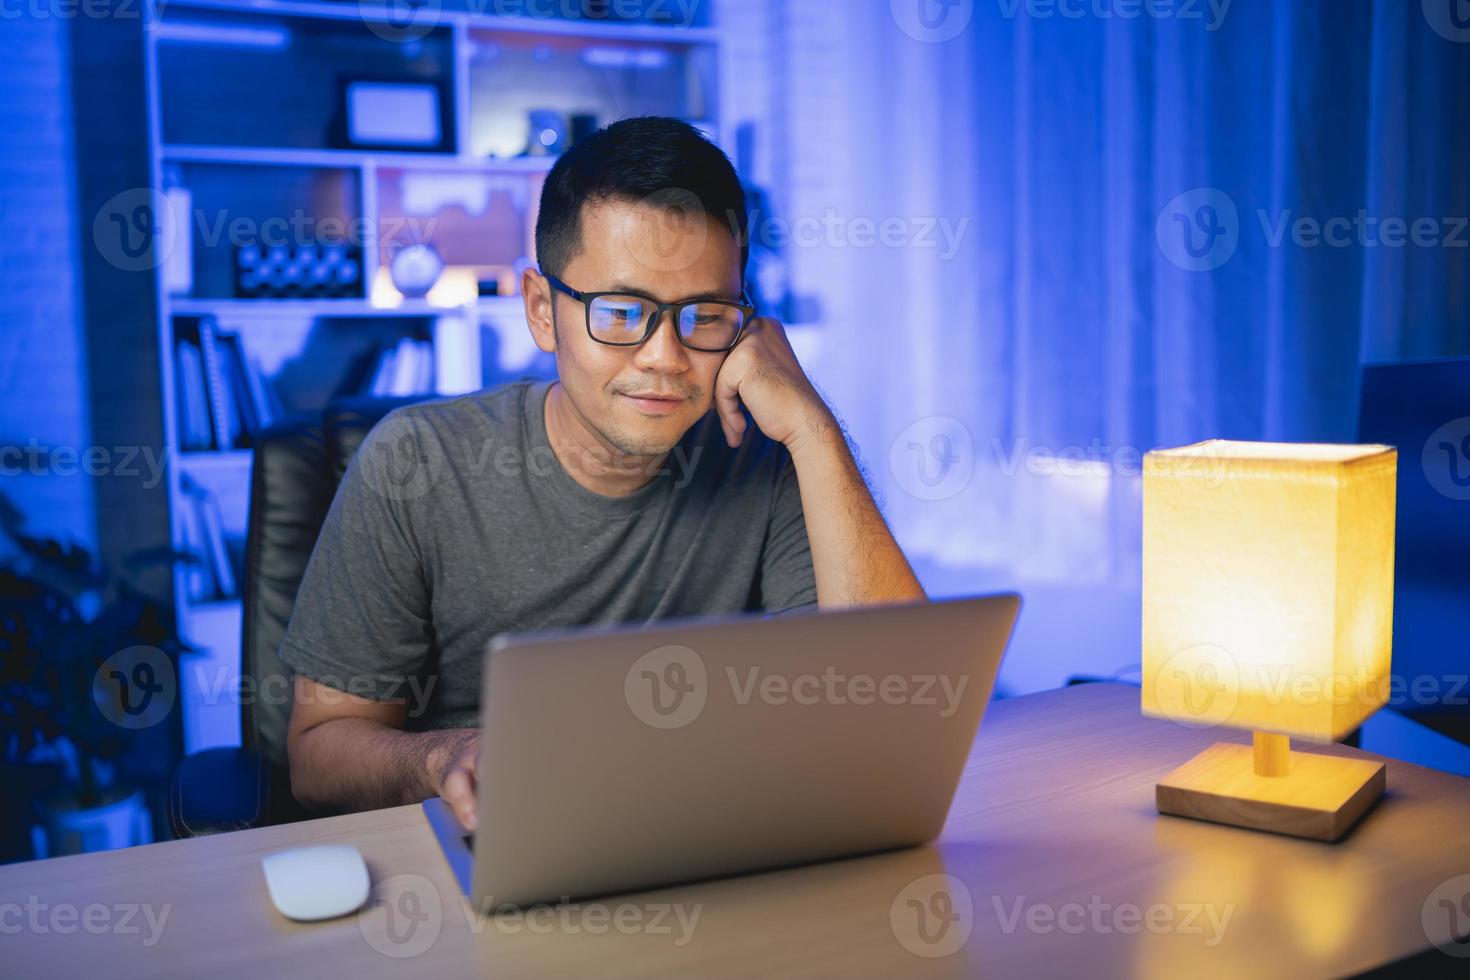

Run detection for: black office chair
[[168, 395, 428, 837]]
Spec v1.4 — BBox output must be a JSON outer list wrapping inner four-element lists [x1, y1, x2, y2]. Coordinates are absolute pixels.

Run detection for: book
[[197, 483, 235, 599], [241, 349, 279, 431], [176, 473, 217, 601], [366, 336, 435, 397], [390, 337, 421, 395], [219, 333, 258, 445], [175, 339, 213, 451], [197, 317, 237, 451], [162, 186, 193, 297], [179, 320, 282, 450], [368, 341, 400, 398]]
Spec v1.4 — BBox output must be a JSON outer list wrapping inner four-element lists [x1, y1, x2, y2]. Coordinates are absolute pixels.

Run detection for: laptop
[[422, 593, 1021, 910]]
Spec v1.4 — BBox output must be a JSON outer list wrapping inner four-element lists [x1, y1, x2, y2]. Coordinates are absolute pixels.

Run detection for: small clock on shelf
[[390, 243, 445, 299]]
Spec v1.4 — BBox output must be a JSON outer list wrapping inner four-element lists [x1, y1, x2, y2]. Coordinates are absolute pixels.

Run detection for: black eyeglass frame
[[544, 273, 756, 353]]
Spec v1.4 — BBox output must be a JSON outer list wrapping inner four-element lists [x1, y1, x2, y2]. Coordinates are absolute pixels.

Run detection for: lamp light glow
[[1141, 440, 1397, 841]]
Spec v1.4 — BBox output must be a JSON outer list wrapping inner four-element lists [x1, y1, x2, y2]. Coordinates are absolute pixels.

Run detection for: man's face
[[526, 196, 743, 458]]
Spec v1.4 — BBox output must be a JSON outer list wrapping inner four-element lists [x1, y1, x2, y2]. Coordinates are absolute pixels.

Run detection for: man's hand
[[714, 317, 834, 452], [287, 677, 490, 821], [433, 729, 481, 833], [711, 319, 927, 610]]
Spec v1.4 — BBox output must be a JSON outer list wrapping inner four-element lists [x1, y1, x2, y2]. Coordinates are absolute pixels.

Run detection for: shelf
[[159, 0, 718, 43], [461, 13, 717, 43], [139, 0, 722, 748], [178, 448, 255, 469], [163, 143, 557, 173], [168, 295, 525, 317], [182, 596, 244, 618]]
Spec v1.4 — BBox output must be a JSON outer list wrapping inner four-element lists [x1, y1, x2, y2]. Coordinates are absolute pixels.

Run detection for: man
[[282, 117, 926, 831]]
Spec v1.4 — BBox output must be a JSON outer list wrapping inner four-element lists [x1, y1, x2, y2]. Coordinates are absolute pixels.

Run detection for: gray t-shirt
[[278, 378, 818, 728]]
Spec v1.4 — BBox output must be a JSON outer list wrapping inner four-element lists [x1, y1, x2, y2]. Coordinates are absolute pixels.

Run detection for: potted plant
[[0, 491, 193, 860]]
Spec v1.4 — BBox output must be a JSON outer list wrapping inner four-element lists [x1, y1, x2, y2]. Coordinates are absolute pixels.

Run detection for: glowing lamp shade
[[1141, 440, 1397, 842]]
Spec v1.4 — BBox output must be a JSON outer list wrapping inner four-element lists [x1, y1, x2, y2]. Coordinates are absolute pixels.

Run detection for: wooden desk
[[4, 683, 1468, 979]]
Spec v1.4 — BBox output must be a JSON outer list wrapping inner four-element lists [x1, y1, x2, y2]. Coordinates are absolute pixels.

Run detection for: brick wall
[[0, 13, 96, 552]]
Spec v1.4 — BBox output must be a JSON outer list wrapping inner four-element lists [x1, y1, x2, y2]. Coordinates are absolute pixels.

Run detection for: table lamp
[[1141, 440, 1397, 841]]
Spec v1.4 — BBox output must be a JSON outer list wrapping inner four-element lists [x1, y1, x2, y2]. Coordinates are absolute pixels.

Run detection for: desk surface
[[4, 683, 1469, 979]]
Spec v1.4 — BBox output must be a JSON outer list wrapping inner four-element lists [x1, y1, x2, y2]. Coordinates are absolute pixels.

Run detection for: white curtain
[[722, 0, 1470, 691]]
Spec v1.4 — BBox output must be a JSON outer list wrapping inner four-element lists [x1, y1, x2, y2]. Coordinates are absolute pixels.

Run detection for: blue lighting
[[154, 21, 291, 49]]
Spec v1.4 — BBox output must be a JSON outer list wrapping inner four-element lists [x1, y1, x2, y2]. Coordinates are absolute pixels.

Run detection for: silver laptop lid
[[463, 593, 1020, 909]]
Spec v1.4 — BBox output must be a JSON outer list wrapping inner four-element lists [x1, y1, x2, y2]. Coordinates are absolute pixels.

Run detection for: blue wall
[[0, 14, 96, 556]]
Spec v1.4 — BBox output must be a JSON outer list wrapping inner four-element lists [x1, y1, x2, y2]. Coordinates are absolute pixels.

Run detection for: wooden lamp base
[[1156, 732, 1385, 842]]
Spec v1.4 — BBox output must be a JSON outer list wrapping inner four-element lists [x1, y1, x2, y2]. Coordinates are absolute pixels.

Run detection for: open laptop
[[423, 593, 1021, 910]]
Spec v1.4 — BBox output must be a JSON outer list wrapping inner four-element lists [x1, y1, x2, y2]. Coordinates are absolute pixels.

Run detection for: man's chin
[[603, 419, 690, 459], [610, 434, 683, 459], [608, 401, 689, 446]]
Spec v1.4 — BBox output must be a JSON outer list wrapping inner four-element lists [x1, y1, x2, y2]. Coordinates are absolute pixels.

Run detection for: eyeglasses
[[544, 273, 754, 353]]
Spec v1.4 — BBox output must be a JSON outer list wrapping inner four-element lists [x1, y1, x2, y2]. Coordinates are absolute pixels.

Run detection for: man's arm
[[713, 317, 927, 609], [278, 408, 482, 828], [286, 676, 483, 830], [785, 417, 926, 608]]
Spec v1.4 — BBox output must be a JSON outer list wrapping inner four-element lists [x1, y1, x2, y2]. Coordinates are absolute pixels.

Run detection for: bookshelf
[[125, 0, 722, 752], [161, 144, 560, 171]]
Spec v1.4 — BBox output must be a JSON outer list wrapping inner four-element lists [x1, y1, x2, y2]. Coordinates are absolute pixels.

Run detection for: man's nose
[[633, 308, 692, 372]]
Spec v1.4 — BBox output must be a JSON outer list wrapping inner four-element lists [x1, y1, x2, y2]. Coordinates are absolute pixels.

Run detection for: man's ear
[[522, 268, 557, 354]]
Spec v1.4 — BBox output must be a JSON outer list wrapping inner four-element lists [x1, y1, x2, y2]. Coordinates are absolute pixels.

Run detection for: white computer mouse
[[261, 844, 371, 921]]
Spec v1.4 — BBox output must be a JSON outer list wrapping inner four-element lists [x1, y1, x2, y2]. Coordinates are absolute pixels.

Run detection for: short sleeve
[[759, 448, 819, 614], [277, 411, 436, 701]]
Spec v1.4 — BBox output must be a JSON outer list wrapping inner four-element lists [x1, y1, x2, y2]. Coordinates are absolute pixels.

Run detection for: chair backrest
[[240, 396, 429, 807], [1358, 357, 1470, 744]]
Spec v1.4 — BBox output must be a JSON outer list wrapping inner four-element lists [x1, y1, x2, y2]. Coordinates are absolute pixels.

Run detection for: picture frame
[[335, 78, 454, 153]]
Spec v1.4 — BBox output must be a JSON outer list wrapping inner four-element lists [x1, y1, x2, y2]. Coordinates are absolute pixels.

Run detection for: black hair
[[534, 116, 748, 281]]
